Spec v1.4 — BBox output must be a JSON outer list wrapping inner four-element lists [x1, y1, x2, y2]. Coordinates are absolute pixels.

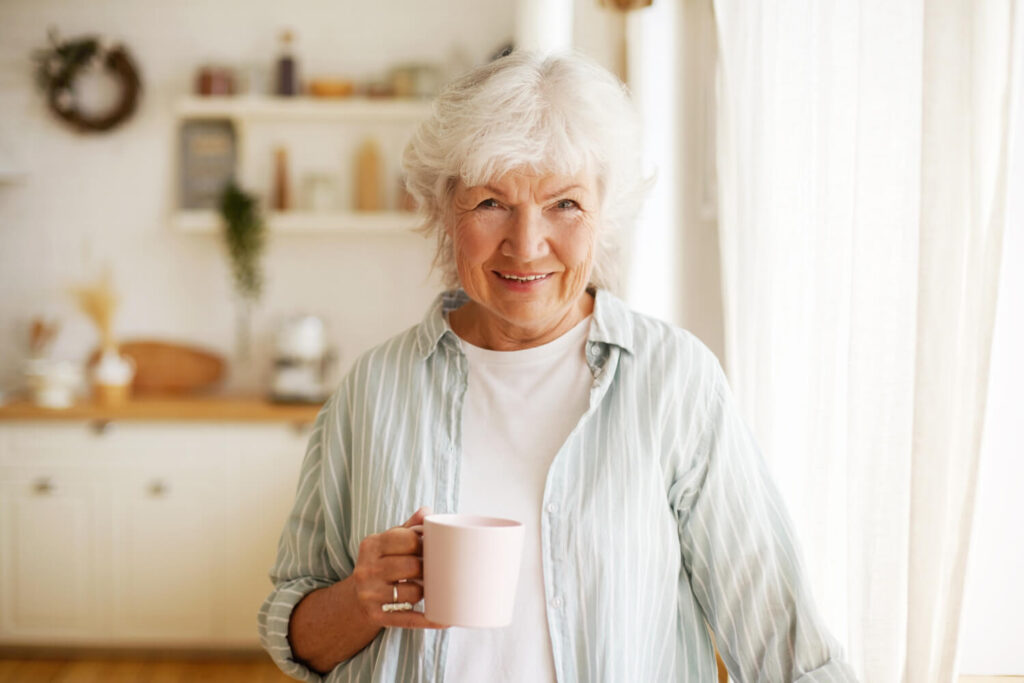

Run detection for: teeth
[[500, 273, 547, 282]]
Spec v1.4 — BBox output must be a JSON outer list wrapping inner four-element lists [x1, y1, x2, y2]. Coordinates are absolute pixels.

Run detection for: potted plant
[[218, 181, 266, 361]]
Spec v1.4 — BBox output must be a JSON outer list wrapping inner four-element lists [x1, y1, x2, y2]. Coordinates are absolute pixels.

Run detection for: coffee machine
[[269, 315, 334, 404]]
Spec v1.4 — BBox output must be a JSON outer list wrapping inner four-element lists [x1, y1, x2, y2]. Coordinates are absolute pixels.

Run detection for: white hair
[[402, 50, 650, 293]]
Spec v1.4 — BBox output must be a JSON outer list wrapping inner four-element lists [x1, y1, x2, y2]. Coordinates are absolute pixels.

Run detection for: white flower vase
[[93, 348, 135, 405]]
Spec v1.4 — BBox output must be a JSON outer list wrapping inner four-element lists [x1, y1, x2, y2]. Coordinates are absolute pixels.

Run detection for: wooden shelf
[[173, 95, 429, 234], [173, 209, 420, 234], [0, 396, 322, 424], [175, 95, 433, 122]]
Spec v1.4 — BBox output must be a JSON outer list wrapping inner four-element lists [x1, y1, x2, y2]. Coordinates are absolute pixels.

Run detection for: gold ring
[[382, 583, 412, 612]]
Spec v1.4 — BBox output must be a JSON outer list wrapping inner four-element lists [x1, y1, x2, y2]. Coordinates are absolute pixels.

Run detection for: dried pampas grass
[[70, 270, 118, 352]]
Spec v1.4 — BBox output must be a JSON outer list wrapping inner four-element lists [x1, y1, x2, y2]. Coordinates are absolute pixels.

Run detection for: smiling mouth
[[496, 271, 552, 283]]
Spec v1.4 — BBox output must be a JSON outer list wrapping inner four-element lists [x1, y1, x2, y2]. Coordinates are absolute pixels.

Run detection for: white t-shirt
[[445, 315, 593, 683]]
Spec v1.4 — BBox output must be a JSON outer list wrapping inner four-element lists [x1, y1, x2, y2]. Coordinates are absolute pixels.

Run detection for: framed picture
[[179, 119, 236, 210]]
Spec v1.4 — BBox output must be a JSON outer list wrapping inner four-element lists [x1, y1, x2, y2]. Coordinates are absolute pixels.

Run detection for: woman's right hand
[[351, 506, 448, 629], [289, 506, 446, 673]]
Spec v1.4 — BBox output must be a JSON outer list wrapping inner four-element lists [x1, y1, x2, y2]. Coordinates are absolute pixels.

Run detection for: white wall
[[619, 0, 724, 358], [957, 18, 1024, 673], [0, 0, 514, 393], [572, 0, 625, 80]]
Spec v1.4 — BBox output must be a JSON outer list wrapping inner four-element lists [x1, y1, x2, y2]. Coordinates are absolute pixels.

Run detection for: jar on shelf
[[273, 146, 291, 211], [302, 173, 339, 212], [354, 139, 382, 211], [196, 65, 234, 96]]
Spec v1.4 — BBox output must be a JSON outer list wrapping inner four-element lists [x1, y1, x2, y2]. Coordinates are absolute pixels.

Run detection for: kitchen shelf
[[173, 209, 420, 234], [175, 95, 433, 122], [173, 95, 429, 234], [0, 395, 321, 423]]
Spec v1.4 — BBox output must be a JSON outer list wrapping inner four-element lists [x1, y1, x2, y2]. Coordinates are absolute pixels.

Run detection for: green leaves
[[218, 180, 265, 301]]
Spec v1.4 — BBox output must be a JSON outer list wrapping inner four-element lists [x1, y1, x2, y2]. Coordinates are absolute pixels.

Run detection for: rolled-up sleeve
[[258, 391, 357, 681], [671, 360, 858, 682]]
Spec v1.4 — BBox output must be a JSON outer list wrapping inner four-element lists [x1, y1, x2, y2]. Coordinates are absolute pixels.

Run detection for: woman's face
[[449, 168, 600, 347]]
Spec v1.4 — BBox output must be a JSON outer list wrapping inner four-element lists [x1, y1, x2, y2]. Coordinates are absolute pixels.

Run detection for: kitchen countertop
[[0, 395, 323, 424]]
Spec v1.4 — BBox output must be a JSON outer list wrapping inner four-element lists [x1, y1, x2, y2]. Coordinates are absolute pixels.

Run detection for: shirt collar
[[589, 288, 635, 354], [414, 287, 635, 360], [415, 289, 469, 359]]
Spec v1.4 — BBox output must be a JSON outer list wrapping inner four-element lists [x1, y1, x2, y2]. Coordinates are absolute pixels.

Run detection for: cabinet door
[[0, 468, 100, 641], [221, 426, 309, 643], [109, 463, 228, 644]]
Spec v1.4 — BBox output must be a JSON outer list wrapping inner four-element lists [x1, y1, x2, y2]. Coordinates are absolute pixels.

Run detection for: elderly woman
[[258, 52, 856, 682]]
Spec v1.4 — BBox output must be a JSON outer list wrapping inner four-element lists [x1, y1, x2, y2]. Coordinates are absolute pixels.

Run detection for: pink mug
[[422, 514, 524, 627]]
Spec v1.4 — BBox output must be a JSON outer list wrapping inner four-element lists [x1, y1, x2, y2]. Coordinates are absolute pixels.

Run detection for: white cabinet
[[108, 462, 226, 643], [0, 421, 309, 649], [173, 95, 431, 235], [0, 467, 100, 640]]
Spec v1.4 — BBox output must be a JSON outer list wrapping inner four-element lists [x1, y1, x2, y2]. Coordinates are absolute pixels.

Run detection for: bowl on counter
[[23, 358, 84, 409]]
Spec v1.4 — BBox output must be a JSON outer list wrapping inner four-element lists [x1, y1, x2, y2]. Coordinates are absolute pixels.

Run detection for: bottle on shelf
[[355, 138, 382, 211], [273, 146, 291, 211], [275, 29, 299, 96]]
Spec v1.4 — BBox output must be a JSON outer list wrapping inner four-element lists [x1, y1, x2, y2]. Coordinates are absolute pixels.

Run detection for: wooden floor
[[0, 657, 290, 682], [0, 657, 1020, 682]]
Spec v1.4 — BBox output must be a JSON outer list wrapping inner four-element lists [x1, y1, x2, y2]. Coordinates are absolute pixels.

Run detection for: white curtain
[[712, 1, 1019, 681]]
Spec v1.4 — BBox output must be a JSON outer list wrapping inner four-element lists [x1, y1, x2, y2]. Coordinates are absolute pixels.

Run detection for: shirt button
[[550, 597, 563, 609], [546, 502, 559, 514]]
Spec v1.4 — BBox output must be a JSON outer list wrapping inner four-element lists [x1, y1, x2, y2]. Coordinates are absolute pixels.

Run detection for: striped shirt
[[258, 288, 856, 682]]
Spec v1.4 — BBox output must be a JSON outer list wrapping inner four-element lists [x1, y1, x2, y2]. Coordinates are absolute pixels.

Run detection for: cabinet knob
[[32, 478, 55, 495], [148, 480, 170, 497]]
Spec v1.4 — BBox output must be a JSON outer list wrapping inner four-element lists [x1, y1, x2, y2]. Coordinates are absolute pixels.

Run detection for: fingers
[[352, 506, 443, 630], [356, 576, 423, 607], [361, 507, 431, 559], [383, 580, 423, 606], [380, 610, 448, 630], [402, 506, 432, 529], [353, 578, 445, 630], [352, 555, 422, 594], [354, 574, 422, 607], [361, 526, 422, 559], [381, 527, 423, 557], [376, 555, 423, 583]]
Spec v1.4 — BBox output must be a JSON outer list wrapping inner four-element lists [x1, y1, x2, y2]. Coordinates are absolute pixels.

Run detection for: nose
[[501, 206, 549, 261]]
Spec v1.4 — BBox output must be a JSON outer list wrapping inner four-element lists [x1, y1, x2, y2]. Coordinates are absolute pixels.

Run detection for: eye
[[476, 198, 501, 209], [554, 199, 580, 210]]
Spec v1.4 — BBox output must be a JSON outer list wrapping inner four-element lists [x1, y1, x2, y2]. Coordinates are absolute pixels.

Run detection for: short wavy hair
[[402, 50, 650, 293]]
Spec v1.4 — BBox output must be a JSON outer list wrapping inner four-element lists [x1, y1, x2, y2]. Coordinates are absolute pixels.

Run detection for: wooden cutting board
[[89, 340, 225, 395]]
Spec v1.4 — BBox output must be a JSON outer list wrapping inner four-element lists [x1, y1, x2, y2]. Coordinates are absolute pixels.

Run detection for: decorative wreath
[[33, 31, 142, 133]]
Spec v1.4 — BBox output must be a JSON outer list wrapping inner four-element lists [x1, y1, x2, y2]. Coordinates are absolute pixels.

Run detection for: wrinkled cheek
[[451, 231, 472, 281], [453, 248, 490, 297], [561, 243, 595, 299]]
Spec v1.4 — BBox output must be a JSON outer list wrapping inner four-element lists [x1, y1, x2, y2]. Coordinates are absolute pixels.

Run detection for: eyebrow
[[542, 184, 584, 200], [480, 184, 584, 200]]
